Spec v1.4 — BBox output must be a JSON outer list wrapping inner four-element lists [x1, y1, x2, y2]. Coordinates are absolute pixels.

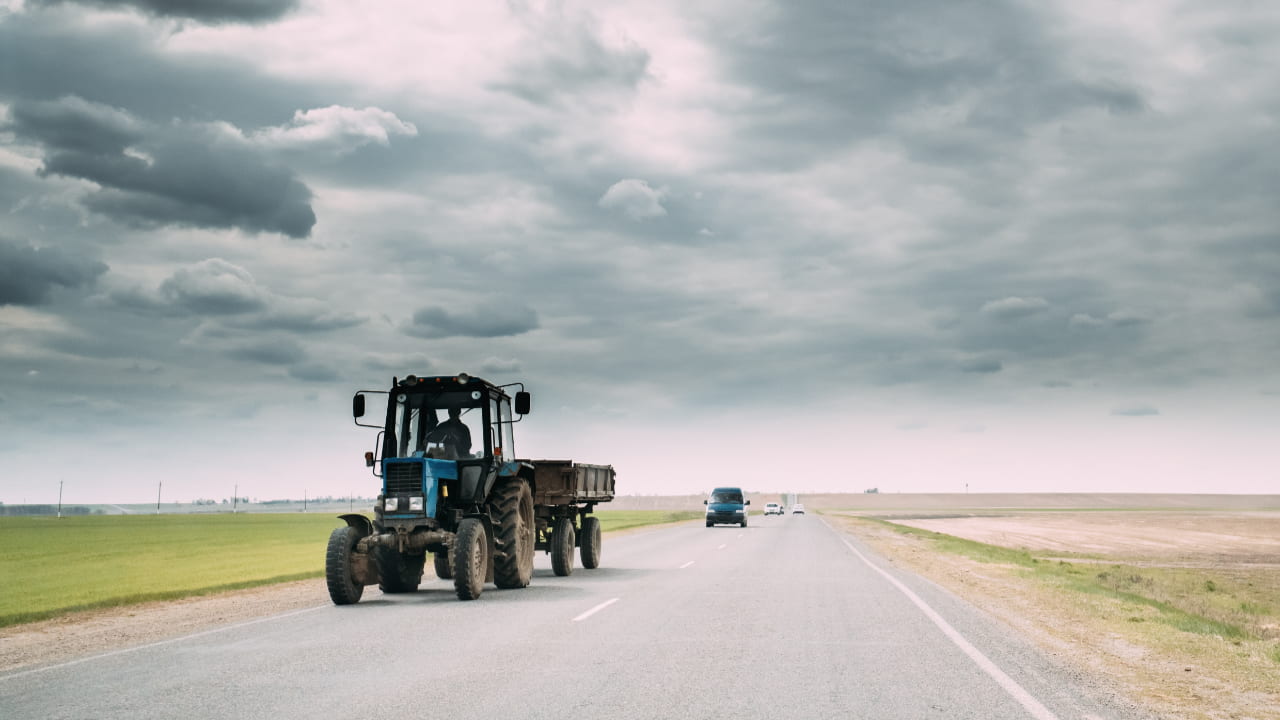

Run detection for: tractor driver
[[426, 407, 472, 457]]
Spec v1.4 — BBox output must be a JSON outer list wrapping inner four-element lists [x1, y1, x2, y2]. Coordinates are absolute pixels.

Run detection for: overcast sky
[[1, 0, 1277, 504]]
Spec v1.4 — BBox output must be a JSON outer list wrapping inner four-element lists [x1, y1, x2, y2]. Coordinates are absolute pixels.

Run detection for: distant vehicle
[[705, 487, 749, 527], [763, 502, 782, 515], [791, 503, 805, 515]]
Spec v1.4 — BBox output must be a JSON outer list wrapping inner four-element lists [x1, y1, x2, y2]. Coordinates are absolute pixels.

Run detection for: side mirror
[[746, 500, 751, 505], [353, 393, 366, 418], [703, 499, 708, 505], [515, 391, 530, 415]]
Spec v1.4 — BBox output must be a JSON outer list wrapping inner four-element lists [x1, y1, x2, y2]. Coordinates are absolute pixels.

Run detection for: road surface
[[0, 514, 1150, 719]]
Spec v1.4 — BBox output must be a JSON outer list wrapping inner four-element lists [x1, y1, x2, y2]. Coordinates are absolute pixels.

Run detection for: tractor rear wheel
[[490, 479, 535, 589], [325, 525, 364, 605], [374, 546, 423, 593], [433, 550, 453, 579], [452, 518, 487, 600], [580, 516, 602, 569], [550, 516, 575, 577]]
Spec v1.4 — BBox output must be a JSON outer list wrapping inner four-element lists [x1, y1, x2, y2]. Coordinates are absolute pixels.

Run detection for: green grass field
[[0, 510, 700, 628]]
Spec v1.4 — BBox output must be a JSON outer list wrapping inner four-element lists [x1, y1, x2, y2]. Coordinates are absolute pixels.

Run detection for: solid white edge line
[[823, 520, 1061, 720], [0, 605, 329, 681], [572, 597, 620, 622], [679, 561, 695, 569]]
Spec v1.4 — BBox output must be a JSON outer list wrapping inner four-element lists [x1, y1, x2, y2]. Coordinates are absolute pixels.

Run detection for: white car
[[790, 503, 805, 515], [763, 503, 782, 515]]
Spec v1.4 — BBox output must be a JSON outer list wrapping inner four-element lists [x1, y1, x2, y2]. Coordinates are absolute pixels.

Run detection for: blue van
[[705, 487, 749, 527]]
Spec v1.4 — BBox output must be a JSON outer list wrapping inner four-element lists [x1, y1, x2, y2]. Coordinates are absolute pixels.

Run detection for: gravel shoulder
[[0, 579, 327, 674]]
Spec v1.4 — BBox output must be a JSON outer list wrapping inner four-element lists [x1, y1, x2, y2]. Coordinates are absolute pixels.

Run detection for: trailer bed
[[527, 460, 615, 506]]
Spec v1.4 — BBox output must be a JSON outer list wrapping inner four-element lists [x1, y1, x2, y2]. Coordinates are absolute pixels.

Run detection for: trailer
[[325, 374, 618, 604], [530, 460, 615, 575]]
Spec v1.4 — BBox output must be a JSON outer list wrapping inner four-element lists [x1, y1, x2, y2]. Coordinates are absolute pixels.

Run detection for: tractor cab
[[352, 374, 530, 530]]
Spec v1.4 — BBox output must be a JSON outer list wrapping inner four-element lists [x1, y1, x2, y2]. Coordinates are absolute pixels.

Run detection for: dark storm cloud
[[706, 0, 1144, 168], [8, 95, 142, 155], [0, 12, 336, 128], [7, 97, 316, 237], [405, 303, 540, 339], [103, 260, 366, 336], [28, 0, 299, 24], [0, 237, 108, 306]]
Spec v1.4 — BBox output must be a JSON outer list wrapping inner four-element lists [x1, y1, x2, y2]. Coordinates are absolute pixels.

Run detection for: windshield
[[389, 390, 482, 460], [710, 491, 743, 504]]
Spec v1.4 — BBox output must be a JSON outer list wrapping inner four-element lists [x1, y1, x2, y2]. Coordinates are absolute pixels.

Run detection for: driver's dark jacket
[[426, 419, 472, 456]]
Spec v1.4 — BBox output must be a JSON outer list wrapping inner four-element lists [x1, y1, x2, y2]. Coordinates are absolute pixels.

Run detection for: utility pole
[[233, 484, 238, 514], [57, 480, 64, 519], [303, 489, 307, 513], [156, 481, 162, 514]]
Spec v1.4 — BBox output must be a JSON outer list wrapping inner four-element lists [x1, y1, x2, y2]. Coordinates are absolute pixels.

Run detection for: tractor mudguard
[[339, 513, 373, 538]]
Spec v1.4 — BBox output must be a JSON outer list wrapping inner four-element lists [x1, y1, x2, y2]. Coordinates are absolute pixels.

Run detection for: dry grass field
[[822, 495, 1280, 720]]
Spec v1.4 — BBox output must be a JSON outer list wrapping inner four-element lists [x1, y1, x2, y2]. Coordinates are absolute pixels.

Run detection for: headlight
[[734, 509, 744, 514], [409, 496, 424, 512], [385, 497, 400, 512]]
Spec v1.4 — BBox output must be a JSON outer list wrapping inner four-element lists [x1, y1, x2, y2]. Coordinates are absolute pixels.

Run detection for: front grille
[[384, 461, 424, 495]]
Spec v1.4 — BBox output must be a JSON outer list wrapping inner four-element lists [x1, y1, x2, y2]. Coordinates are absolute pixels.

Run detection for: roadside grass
[[0, 510, 697, 628], [594, 510, 702, 533], [858, 516, 1279, 645]]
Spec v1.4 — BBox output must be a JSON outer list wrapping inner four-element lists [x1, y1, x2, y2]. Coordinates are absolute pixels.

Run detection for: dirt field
[[885, 511, 1280, 565], [833, 505, 1280, 720]]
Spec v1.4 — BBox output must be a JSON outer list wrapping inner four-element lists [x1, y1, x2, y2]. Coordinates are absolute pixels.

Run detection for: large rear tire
[[580, 515, 602, 569], [374, 546, 423, 593], [550, 516, 575, 577], [490, 479, 535, 589], [433, 550, 453, 580], [452, 518, 487, 601], [325, 526, 364, 606]]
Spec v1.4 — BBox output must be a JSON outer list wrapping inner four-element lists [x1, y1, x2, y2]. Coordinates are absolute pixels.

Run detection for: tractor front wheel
[[452, 518, 487, 601], [325, 526, 364, 606]]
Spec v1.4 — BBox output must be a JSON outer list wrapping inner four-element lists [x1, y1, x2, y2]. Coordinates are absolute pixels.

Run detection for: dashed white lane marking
[[679, 561, 695, 569], [0, 605, 328, 681], [717, 544, 727, 550], [827, 524, 1060, 720], [572, 597, 620, 622]]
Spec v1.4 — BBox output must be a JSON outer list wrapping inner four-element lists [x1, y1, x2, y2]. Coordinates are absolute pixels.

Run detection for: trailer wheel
[[433, 551, 453, 580], [452, 518, 487, 600], [374, 547, 424, 593], [580, 516, 602, 569], [325, 525, 364, 606], [550, 517, 575, 577], [490, 478, 535, 589]]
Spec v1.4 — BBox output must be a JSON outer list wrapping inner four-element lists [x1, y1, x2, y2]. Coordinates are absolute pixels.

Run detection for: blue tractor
[[326, 373, 614, 603]]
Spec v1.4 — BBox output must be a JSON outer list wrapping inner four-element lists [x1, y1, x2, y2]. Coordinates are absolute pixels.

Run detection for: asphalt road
[[1, 514, 1151, 719]]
